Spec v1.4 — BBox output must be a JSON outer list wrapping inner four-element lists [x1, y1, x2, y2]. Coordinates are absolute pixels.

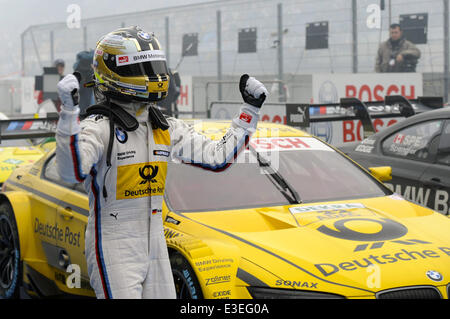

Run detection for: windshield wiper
[[249, 145, 302, 205]]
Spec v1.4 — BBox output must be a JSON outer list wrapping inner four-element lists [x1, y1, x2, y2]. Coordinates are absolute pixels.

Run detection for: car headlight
[[247, 287, 345, 299]]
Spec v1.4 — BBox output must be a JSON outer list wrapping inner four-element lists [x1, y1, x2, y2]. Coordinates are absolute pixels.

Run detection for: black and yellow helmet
[[93, 26, 169, 102]]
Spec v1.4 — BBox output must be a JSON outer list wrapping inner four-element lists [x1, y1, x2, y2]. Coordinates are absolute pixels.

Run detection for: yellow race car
[[0, 115, 57, 185], [0, 139, 55, 185], [0, 120, 449, 299]]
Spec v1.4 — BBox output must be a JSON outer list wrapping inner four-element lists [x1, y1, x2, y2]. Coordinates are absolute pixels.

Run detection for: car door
[[420, 119, 450, 215], [374, 119, 444, 208], [54, 183, 91, 291], [27, 153, 77, 278], [42, 154, 91, 291]]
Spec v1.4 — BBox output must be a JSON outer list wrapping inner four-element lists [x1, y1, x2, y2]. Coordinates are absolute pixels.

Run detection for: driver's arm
[[169, 75, 268, 172], [55, 74, 108, 184]]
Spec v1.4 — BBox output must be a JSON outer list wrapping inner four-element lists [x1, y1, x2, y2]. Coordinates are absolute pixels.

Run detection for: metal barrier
[[208, 100, 286, 119], [205, 80, 286, 117], [16, 0, 450, 104]]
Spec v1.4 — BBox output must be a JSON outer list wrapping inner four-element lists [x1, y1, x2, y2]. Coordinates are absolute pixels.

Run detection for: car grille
[[377, 287, 441, 299]]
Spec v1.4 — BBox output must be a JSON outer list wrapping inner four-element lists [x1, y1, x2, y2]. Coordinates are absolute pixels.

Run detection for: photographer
[[375, 23, 421, 73]]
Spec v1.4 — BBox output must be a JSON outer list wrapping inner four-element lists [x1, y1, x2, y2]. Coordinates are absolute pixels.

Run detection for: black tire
[[170, 251, 203, 299], [0, 202, 21, 299]]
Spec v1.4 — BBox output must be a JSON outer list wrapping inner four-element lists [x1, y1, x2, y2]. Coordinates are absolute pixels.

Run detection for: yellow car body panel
[[0, 140, 55, 184], [5, 158, 94, 297], [1, 121, 449, 299]]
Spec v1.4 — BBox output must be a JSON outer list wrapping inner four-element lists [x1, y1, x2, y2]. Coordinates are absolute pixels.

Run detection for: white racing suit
[[55, 99, 261, 299]]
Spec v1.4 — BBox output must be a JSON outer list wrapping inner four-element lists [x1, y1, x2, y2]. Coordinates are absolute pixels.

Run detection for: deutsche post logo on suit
[[116, 162, 167, 200], [111, 119, 171, 201], [139, 164, 159, 185]]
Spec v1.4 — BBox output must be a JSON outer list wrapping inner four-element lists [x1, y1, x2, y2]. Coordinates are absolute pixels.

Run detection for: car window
[[381, 120, 443, 162], [165, 137, 389, 212], [43, 154, 76, 189], [271, 149, 388, 203], [165, 152, 289, 212], [437, 120, 450, 166]]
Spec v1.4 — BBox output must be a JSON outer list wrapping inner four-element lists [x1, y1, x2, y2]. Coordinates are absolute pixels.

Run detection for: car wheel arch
[[167, 235, 242, 299], [0, 195, 23, 298], [0, 192, 33, 260]]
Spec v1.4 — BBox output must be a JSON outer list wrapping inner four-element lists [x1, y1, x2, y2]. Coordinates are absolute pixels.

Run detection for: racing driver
[[55, 26, 268, 299]]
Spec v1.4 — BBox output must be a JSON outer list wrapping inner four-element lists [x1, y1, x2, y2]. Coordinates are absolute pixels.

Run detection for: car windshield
[[165, 137, 389, 212]]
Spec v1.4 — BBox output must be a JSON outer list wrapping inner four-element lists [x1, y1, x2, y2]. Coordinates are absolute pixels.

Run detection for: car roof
[[368, 107, 450, 140], [410, 107, 450, 120], [399, 107, 450, 125], [183, 119, 311, 140]]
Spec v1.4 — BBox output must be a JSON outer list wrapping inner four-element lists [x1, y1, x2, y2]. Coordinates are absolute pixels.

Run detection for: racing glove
[[56, 72, 82, 136], [239, 74, 268, 108], [234, 74, 268, 130], [57, 73, 81, 111]]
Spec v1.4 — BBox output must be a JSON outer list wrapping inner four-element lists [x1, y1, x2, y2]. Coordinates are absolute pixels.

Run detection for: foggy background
[[1, 0, 448, 116], [0, 0, 211, 76]]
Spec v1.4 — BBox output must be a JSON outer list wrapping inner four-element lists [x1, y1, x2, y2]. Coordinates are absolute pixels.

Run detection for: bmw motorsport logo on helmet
[[426, 270, 443, 282]]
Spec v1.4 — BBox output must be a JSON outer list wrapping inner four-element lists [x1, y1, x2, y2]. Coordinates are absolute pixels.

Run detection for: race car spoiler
[[309, 96, 442, 120], [308, 96, 443, 139], [0, 113, 59, 142]]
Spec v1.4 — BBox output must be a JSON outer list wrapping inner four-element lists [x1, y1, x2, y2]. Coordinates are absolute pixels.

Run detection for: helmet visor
[[104, 50, 168, 77], [111, 61, 168, 77]]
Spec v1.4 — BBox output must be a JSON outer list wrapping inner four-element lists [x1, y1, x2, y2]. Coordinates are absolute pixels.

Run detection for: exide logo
[[118, 56, 129, 64]]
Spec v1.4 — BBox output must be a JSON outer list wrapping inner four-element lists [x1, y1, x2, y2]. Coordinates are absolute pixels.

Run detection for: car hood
[[185, 196, 450, 295]]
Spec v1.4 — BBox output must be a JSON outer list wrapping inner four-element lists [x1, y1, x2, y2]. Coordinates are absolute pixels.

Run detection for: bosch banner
[[312, 73, 423, 104]]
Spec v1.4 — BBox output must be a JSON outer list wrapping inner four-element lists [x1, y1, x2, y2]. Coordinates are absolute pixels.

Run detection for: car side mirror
[[369, 166, 392, 182]]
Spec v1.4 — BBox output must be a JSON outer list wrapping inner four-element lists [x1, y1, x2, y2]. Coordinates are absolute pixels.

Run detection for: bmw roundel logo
[[426, 270, 443, 282], [115, 127, 128, 144], [137, 31, 151, 41]]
